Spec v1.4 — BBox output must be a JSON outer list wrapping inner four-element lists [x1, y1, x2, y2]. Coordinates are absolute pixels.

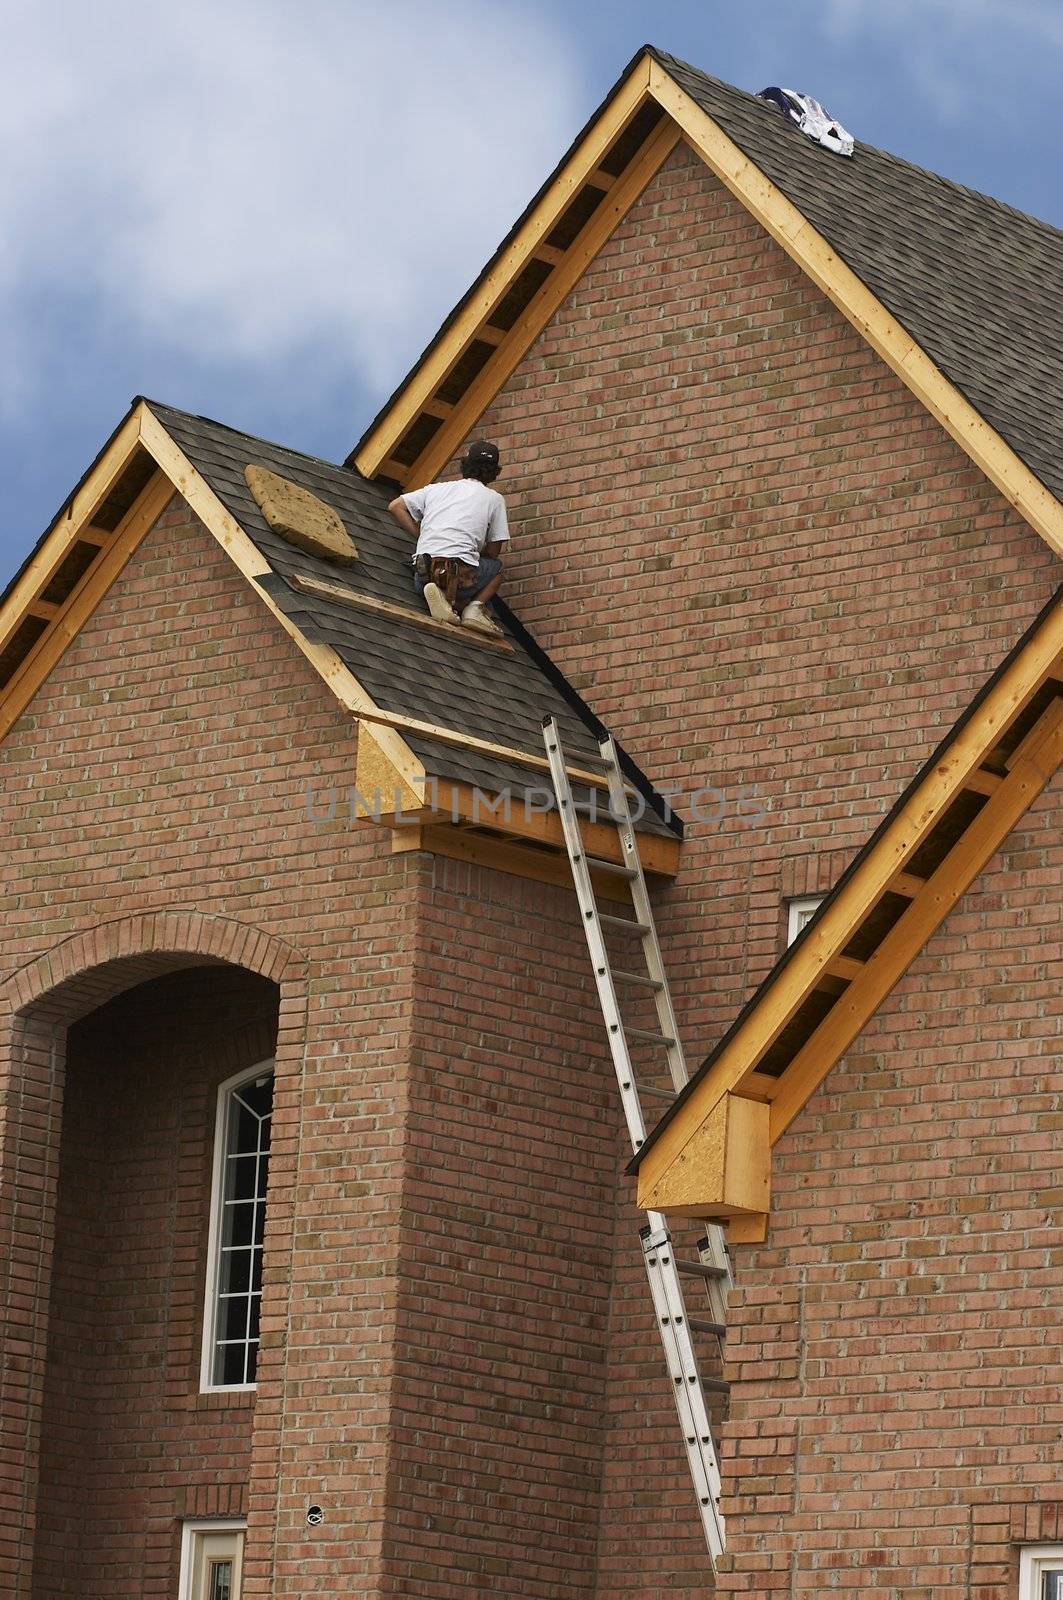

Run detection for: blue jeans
[[413, 555, 501, 603]]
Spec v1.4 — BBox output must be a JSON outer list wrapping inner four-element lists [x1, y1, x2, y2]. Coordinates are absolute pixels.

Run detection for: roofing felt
[[355, 45, 1063, 515], [139, 401, 678, 836]]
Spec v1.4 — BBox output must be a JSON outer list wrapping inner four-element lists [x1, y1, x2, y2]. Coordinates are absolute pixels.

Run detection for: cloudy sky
[[2, 0, 1062, 583]]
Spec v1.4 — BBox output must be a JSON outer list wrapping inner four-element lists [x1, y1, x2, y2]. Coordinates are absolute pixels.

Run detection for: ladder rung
[[688, 1318, 727, 1339], [612, 969, 664, 991], [626, 1027, 676, 1046], [584, 855, 638, 879], [639, 1084, 677, 1102], [599, 915, 651, 935], [676, 1260, 730, 1283]]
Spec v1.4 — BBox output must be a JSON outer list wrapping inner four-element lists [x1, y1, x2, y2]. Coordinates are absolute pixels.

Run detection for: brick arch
[[1, 909, 305, 1025], [0, 913, 308, 1599]]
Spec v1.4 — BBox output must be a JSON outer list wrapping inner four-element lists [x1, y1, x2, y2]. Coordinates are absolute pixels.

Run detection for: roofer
[[388, 441, 508, 637]]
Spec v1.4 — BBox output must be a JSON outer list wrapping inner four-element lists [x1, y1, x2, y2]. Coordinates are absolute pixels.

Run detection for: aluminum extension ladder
[[542, 716, 733, 1564]]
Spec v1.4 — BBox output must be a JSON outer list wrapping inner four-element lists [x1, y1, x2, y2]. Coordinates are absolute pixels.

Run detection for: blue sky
[[3, 0, 1063, 585]]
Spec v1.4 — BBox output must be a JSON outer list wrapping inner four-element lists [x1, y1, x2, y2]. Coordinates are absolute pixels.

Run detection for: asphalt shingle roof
[[649, 47, 1063, 510], [144, 401, 678, 835]]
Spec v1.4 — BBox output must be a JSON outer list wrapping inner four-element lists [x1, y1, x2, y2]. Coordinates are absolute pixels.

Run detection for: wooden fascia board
[[135, 405, 427, 798], [353, 57, 654, 479], [646, 61, 1063, 563], [368, 774, 679, 878], [431, 778, 680, 876], [0, 405, 146, 661], [0, 468, 175, 742], [636, 598, 1063, 1187], [767, 695, 1063, 1139], [403, 116, 681, 486], [392, 821, 641, 902]]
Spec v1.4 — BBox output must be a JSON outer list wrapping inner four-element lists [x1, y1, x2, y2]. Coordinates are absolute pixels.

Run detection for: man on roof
[[388, 440, 508, 637]]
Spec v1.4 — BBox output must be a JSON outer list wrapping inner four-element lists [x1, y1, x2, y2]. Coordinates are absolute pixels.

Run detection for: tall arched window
[[201, 1061, 275, 1390]]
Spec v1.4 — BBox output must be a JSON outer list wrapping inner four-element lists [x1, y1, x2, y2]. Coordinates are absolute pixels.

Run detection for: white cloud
[[825, 0, 1063, 41], [823, 0, 1063, 100], [0, 0, 583, 407]]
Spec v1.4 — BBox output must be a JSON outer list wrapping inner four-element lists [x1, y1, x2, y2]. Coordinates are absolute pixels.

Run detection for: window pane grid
[[210, 1072, 273, 1387]]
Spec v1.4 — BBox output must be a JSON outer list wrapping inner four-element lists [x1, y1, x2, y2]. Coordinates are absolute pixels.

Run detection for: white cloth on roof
[[401, 479, 510, 568], [762, 87, 854, 158]]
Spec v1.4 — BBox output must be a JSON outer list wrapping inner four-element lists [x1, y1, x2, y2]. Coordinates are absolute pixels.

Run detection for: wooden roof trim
[[352, 56, 656, 480], [0, 466, 175, 743], [647, 60, 1063, 563], [399, 116, 681, 487], [389, 780, 680, 884], [766, 695, 1063, 1140], [355, 49, 1063, 562], [394, 822, 633, 900], [0, 406, 145, 664], [632, 592, 1063, 1220]]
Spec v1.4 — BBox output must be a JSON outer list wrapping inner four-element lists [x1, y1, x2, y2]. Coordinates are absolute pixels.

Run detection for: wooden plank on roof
[[287, 571, 514, 654]]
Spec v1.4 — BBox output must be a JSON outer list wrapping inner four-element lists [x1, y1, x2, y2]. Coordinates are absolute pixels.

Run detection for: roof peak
[[642, 43, 1063, 243]]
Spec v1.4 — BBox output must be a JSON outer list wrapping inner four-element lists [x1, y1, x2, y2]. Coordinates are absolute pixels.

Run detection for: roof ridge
[[646, 43, 1063, 245]]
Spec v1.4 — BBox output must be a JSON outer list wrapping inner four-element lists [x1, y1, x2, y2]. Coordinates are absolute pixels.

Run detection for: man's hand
[[388, 496, 420, 540]]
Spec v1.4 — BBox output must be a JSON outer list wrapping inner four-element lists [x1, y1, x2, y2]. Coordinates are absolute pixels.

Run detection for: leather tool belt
[[414, 553, 461, 605]]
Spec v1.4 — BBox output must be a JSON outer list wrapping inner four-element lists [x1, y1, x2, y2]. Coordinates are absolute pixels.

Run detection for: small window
[[787, 894, 824, 945], [179, 1522, 245, 1600], [1020, 1547, 1063, 1600], [201, 1063, 275, 1391]]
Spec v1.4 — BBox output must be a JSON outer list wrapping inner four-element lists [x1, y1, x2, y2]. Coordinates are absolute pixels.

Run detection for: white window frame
[[200, 1060, 275, 1394], [178, 1520, 246, 1600], [787, 894, 824, 945], [1019, 1545, 1063, 1599]]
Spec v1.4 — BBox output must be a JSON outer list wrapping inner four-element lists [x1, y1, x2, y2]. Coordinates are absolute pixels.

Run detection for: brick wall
[[382, 855, 615, 1598], [0, 501, 423, 1597], [1, 126, 1061, 1599], [722, 791, 1062, 1595], [464, 138, 1062, 1592]]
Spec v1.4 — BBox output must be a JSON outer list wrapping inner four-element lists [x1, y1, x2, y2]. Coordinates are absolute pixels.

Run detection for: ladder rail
[[543, 722, 651, 1154], [598, 733, 689, 1094], [542, 717, 732, 1566]]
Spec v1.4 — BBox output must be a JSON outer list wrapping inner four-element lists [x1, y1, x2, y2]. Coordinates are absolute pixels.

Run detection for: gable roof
[[632, 588, 1063, 1230], [353, 45, 1063, 562], [0, 398, 680, 869], [649, 48, 1063, 515]]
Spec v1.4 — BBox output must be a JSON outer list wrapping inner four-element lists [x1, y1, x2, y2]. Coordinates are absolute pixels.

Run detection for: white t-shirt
[[402, 479, 510, 568]]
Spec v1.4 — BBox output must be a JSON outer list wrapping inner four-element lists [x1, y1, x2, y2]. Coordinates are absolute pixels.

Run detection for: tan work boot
[[423, 581, 460, 623], [461, 600, 504, 637]]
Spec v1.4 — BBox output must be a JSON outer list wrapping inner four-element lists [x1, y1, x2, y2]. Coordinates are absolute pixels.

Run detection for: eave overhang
[[630, 588, 1063, 1239]]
